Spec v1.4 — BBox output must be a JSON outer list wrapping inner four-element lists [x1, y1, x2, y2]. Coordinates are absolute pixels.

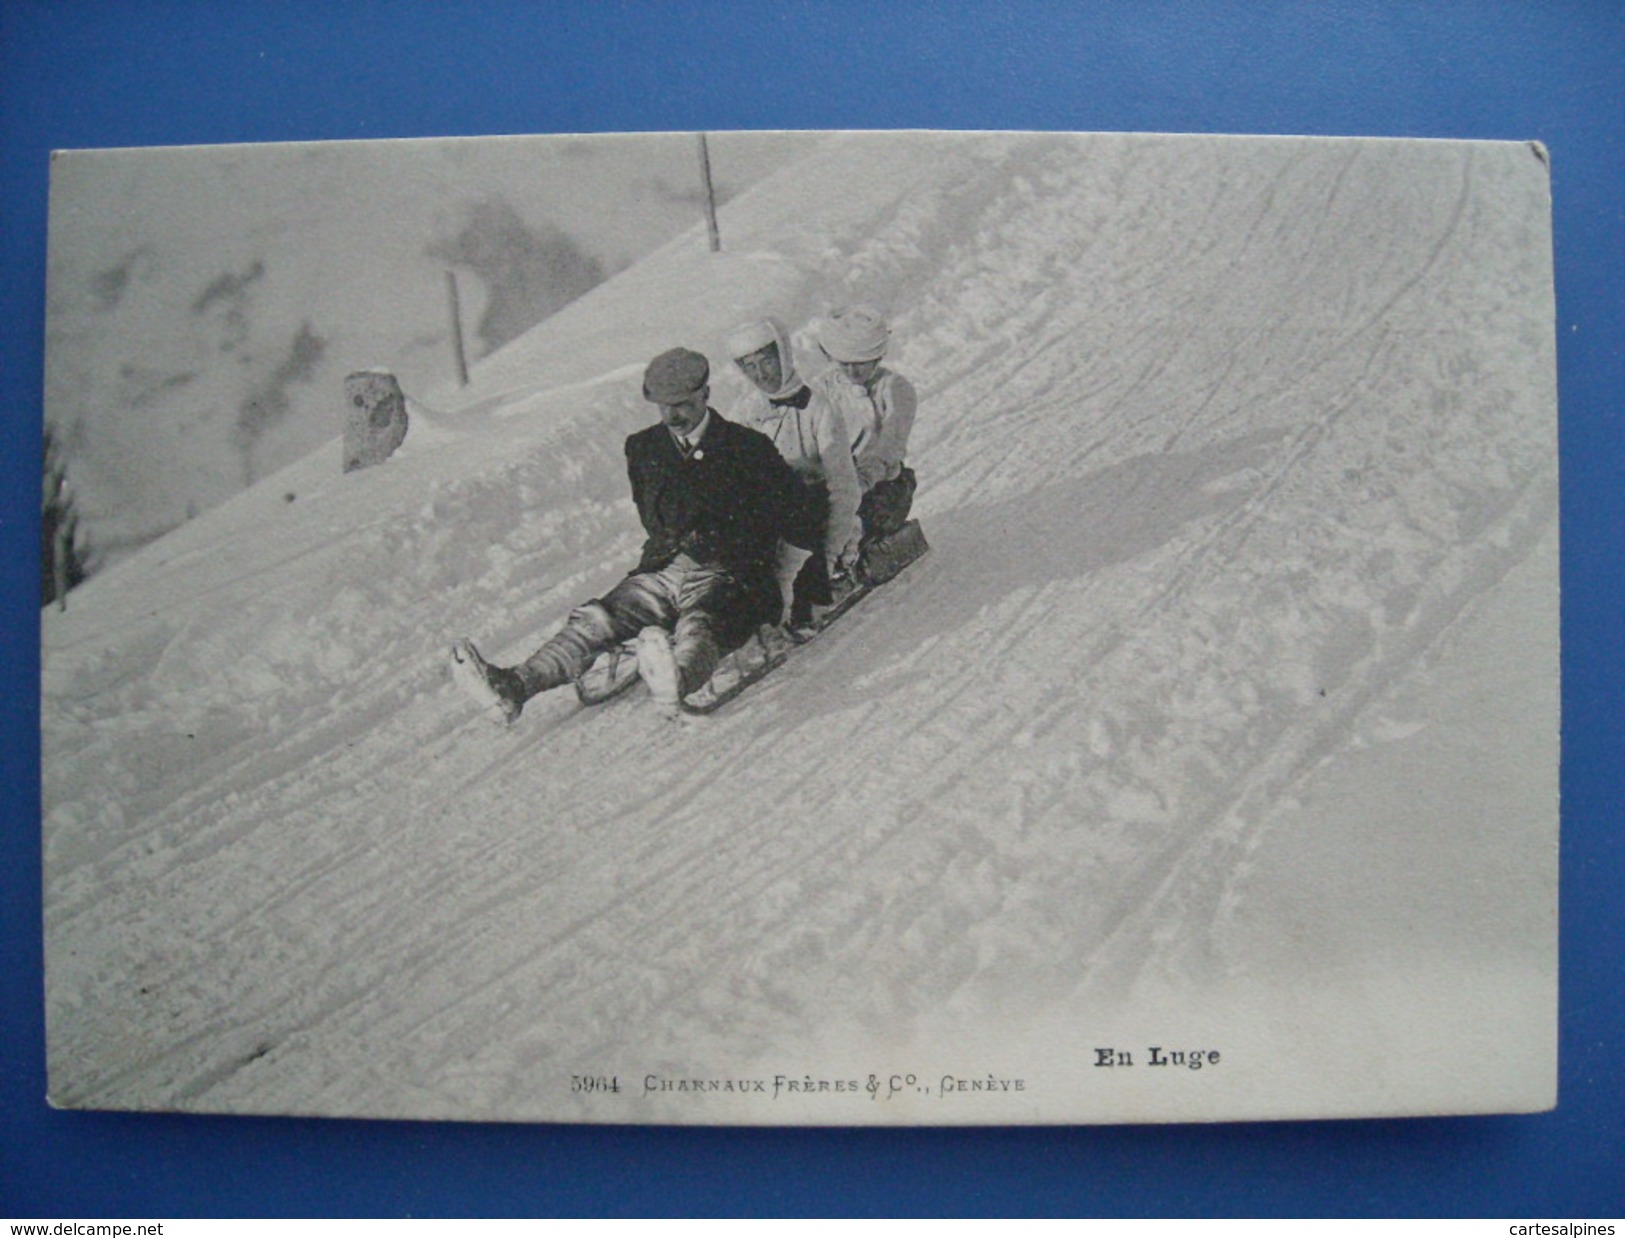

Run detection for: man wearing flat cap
[[452, 346, 817, 718]]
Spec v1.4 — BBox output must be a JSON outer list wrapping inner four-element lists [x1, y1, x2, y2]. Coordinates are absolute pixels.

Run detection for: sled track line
[[382, 766, 933, 1063], [68, 670, 928, 1108], [286, 729, 921, 1070], [47, 567, 586, 878], [48, 660, 642, 1031], [1072, 465, 1556, 1001], [190, 605, 956, 1089], [46, 666, 543, 918], [798, 320, 1471, 941], [1119, 146, 1471, 463]]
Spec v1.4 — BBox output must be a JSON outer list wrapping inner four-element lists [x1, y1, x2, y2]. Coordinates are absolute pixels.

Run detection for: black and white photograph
[[40, 128, 1559, 1125]]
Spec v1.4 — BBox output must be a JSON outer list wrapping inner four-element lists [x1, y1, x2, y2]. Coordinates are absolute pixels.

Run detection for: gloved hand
[[832, 526, 871, 584]]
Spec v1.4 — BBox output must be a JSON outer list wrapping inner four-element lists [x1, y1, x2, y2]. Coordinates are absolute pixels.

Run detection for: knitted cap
[[819, 306, 890, 362], [642, 348, 710, 403]]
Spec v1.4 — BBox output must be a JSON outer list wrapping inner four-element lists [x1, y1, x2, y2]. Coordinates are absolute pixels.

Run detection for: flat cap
[[642, 347, 710, 403]]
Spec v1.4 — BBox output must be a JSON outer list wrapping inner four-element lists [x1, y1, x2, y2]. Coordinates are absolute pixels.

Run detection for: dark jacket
[[625, 410, 818, 578]]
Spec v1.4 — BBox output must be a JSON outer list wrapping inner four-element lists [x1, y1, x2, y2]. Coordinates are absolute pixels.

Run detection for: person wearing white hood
[[725, 317, 863, 628], [810, 305, 918, 557]]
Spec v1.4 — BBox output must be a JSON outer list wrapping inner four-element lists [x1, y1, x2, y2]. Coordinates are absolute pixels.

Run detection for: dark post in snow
[[52, 509, 70, 613], [697, 132, 721, 253], [343, 369, 410, 474], [445, 269, 470, 387]]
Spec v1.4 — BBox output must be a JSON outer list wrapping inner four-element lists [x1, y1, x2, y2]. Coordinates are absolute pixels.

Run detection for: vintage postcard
[[41, 130, 1558, 1124]]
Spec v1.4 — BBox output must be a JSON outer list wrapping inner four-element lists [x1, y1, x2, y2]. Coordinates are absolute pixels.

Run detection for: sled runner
[[573, 519, 929, 713]]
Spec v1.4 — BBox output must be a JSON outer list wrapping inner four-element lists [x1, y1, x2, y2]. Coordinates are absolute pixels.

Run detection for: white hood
[[724, 316, 803, 401]]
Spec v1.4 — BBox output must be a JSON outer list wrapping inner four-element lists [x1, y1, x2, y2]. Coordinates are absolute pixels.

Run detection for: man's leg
[[670, 608, 725, 700], [511, 602, 622, 695], [452, 602, 622, 723], [637, 562, 755, 703], [454, 569, 677, 721], [789, 481, 833, 626], [790, 544, 832, 627]]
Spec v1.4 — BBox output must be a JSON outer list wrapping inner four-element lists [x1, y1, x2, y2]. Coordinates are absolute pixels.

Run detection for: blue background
[[3, 0, 1620, 1218]]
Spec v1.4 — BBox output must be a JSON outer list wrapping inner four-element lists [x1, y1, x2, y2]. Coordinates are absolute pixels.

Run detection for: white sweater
[[732, 384, 863, 565], [811, 367, 918, 492]]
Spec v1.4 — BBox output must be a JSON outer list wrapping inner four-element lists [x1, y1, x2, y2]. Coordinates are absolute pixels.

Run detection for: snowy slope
[[41, 132, 1558, 1124]]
